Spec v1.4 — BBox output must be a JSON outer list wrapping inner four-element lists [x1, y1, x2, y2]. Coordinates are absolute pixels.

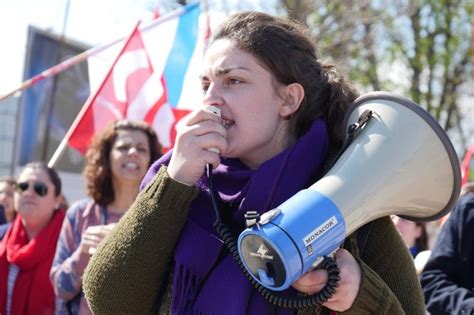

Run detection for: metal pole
[[41, 0, 71, 162]]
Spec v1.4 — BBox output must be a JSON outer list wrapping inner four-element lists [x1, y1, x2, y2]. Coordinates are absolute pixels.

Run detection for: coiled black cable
[[206, 164, 341, 309]]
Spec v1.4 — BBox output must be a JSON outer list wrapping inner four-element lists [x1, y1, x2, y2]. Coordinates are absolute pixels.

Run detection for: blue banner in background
[[20, 26, 90, 172]]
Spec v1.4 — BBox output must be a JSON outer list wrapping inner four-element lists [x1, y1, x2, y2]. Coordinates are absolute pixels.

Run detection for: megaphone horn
[[237, 91, 462, 293]]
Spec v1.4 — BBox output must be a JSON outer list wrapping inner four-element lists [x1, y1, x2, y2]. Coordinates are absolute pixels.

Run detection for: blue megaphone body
[[238, 190, 346, 291]]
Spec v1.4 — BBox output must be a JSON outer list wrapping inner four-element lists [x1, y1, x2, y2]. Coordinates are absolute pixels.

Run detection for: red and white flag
[[67, 23, 157, 154], [62, 3, 204, 156]]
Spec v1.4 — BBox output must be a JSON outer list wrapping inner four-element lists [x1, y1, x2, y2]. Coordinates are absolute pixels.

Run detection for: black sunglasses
[[16, 182, 49, 197]]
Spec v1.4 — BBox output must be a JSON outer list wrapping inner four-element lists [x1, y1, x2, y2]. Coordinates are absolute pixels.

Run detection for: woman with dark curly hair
[[50, 119, 161, 315]]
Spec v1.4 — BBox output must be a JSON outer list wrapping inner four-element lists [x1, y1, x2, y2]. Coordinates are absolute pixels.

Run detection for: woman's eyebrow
[[200, 66, 250, 80], [214, 66, 250, 76]]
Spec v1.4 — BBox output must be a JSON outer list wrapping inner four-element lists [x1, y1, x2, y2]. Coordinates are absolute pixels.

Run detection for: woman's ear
[[279, 83, 305, 118], [54, 195, 62, 210]]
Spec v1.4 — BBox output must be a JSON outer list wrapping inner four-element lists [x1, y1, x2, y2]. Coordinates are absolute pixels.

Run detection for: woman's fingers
[[192, 133, 227, 156], [168, 107, 227, 185], [176, 124, 227, 157], [291, 249, 361, 312], [186, 119, 227, 139], [183, 106, 222, 127], [322, 249, 361, 312], [292, 268, 328, 294], [81, 224, 116, 255]]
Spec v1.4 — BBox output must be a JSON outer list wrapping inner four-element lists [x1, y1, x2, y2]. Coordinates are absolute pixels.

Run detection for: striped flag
[[67, 3, 204, 154]]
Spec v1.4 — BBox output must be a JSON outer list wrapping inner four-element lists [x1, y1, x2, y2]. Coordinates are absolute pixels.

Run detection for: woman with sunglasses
[[0, 162, 65, 315], [50, 119, 161, 315]]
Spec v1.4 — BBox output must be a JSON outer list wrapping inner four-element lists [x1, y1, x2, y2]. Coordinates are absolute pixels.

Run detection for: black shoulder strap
[[355, 221, 374, 254]]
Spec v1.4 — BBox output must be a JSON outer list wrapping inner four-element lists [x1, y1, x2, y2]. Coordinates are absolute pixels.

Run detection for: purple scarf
[[142, 120, 329, 314]]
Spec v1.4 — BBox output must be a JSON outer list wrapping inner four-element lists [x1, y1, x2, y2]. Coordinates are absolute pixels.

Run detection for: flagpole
[[42, 0, 72, 163], [47, 136, 70, 168], [0, 2, 198, 101]]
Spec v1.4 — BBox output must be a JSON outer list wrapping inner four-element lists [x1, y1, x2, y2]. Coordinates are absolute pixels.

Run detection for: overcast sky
[[0, 0, 277, 97], [0, 0, 158, 96]]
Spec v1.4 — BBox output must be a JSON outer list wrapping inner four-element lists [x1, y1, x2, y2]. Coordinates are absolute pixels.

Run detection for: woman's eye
[[116, 145, 130, 151], [201, 82, 210, 92], [137, 147, 147, 153], [227, 78, 242, 85]]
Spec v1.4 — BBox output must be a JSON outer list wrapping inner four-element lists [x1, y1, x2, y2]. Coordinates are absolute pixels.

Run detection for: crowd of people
[[0, 10, 472, 315], [0, 120, 161, 315]]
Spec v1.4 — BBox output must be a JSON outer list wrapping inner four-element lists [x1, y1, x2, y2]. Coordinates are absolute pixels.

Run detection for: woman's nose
[[203, 83, 224, 106], [21, 186, 36, 196], [128, 147, 139, 156]]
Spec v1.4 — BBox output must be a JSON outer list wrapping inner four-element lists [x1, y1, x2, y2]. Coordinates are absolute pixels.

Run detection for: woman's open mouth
[[222, 118, 234, 130]]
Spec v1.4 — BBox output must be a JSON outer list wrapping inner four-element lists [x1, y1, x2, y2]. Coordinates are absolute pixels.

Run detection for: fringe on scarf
[[171, 263, 204, 314]]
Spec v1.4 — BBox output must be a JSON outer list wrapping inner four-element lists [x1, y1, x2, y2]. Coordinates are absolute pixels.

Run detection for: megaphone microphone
[[209, 92, 461, 308]]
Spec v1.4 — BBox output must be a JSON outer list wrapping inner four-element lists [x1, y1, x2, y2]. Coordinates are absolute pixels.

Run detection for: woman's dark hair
[[22, 162, 62, 196], [415, 222, 429, 252], [83, 119, 161, 205], [212, 12, 359, 150]]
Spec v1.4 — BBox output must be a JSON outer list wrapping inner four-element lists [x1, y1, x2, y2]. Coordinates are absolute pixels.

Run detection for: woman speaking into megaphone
[[83, 11, 425, 315]]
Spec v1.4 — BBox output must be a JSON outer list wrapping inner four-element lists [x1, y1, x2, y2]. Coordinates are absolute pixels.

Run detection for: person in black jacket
[[421, 188, 474, 314]]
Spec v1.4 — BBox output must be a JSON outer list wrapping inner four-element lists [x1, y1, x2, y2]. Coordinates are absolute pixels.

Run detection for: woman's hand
[[80, 223, 116, 255], [167, 107, 227, 186], [292, 248, 361, 312]]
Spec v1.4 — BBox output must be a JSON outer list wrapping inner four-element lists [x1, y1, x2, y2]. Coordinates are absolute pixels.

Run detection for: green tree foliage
[[281, 0, 472, 143]]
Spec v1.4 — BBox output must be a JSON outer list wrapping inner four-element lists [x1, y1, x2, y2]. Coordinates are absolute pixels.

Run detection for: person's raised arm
[[83, 166, 198, 314]]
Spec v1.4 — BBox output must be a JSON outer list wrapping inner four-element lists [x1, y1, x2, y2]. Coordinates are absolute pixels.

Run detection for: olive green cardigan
[[83, 166, 425, 314]]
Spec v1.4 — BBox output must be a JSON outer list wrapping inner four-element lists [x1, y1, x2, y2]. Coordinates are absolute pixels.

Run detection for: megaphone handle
[[330, 109, 374, 170]]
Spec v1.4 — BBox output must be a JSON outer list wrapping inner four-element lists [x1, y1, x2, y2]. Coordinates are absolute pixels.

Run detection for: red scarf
[[0, 210, 65, 315]]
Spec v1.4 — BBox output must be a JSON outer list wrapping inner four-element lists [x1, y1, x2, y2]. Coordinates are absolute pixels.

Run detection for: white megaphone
[[236, 91, 462, 292]]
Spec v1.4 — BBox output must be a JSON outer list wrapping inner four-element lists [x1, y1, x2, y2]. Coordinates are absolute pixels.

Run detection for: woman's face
[[201, 39, 292, 169], [392, 216, 422, 247], [14, 167, 60, 228], [109, 129, 151, 185], [0, 181, 15, 219]]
